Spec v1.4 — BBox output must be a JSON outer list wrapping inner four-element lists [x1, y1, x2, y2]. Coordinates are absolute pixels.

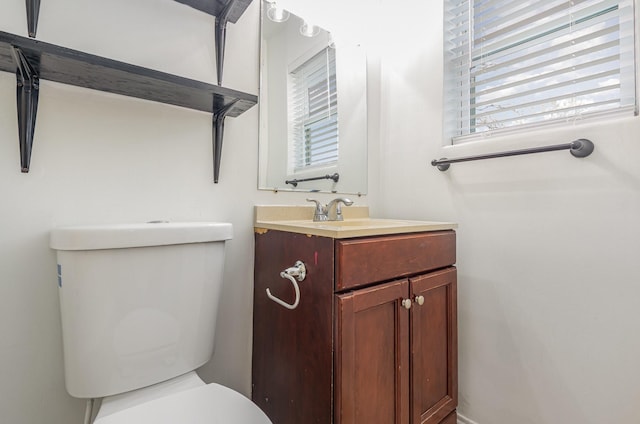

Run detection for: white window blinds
[[444, 0, 636, 142], [289, 47, 338, 171]]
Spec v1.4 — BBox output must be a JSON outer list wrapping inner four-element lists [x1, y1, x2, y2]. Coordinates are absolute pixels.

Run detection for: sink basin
[[314, 219, 390, 227], [254, 206, 457, 239], [303, 218, 419, 228]]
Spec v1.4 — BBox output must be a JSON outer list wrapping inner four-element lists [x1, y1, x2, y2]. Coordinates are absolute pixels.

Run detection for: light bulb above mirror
[[266, 2, 290, 23], [300, 20, 320, 37]]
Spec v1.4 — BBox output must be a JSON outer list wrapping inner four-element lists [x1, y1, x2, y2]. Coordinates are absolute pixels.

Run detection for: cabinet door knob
[[401, 298, 412, 310], [414, 295, 425, 306]]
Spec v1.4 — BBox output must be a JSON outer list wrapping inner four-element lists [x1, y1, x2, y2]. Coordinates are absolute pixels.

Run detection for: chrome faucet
[[307, 198, 354, 222], [327, 198, 354, 221]]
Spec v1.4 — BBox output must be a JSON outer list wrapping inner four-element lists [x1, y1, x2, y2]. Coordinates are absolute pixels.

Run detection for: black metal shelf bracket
[[213, 99, 239, 183], [174, 0, 252, 86], [26, 0, 41, 38], [12, 46, 40, 173], [431, 139, 595, 171], [215, 0, 236, 85]]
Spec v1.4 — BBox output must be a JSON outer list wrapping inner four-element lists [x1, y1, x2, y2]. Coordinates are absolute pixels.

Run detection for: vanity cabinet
[[252, 229, 457, 424]]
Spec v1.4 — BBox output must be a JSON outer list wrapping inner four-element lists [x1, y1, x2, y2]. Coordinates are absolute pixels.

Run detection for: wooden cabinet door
[[440, 411, 458, 424], [335, 279, 411, 424], [410, 267, 458, 424]]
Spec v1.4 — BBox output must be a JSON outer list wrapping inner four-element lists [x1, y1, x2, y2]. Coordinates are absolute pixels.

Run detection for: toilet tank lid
[[50, 222, 233, 251]]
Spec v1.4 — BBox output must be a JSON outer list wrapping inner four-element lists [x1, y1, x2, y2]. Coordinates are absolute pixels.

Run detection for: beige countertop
[[254, 205, 457, 239]]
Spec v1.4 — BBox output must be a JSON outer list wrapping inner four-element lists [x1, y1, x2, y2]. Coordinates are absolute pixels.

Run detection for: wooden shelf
[[175, 0, 253, 22], [4, 0, 256, 181], [0, 32, 256, 116], [0, 29, 257, 180]]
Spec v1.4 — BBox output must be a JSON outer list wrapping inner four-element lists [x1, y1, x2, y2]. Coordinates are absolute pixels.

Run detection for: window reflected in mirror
[[290, 46, 338, 172]]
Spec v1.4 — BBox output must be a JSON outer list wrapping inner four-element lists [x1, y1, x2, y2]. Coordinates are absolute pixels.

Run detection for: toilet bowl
[[50, 222, 272, 424], [94, 372, 270, 424]]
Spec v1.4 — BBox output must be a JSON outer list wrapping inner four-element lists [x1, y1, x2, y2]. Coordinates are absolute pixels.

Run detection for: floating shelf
[[174, 0, 253, 22], [0, 30, 257, 181]]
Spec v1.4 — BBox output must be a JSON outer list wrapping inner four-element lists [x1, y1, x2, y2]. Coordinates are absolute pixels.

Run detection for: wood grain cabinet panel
[[335, 279, 410, 424], [335, 231, 456, 291], [252, 231, 334, 423], [411, 269, 458, 424], [253, 229, 458, 424]]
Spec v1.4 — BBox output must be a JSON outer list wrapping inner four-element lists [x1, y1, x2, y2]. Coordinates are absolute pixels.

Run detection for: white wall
[[374, 1, 640, 423], [0, 1, 375, 423], [6, 1, 636, 423]]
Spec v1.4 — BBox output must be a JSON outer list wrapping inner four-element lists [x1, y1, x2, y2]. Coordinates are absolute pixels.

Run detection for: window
[[288, 47, 338, 172], [444, 0, 636, 142]]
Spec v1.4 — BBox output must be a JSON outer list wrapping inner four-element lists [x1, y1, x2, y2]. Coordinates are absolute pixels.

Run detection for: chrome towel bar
[[431, 138, 594, 171], [285, 173, 339, 187]]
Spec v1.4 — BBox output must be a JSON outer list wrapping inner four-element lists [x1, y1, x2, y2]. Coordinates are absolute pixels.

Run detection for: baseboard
[[457, 412, 481, 424]]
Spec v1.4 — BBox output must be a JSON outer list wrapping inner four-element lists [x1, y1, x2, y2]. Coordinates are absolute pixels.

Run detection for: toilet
[[50, 222, 271, 423]]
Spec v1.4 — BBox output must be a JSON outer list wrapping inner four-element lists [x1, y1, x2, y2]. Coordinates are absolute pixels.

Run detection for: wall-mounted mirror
[[258, 0, 368, 194]]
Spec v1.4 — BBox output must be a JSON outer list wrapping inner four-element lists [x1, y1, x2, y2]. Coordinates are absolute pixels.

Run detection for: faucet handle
[[306, 198, 322, 209], [306, 198, 328, 221]]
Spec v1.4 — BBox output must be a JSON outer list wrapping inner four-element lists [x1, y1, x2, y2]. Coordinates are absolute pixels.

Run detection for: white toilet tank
[[50, 222, 233, 399]]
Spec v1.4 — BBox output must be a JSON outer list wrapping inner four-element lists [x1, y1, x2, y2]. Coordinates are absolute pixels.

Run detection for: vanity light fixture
[[328, 33, 336, 49], [266, 2, 290, 23], [300, 20, 320, 37]]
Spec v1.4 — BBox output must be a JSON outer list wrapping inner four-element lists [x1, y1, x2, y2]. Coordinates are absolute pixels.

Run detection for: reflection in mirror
[[258, 0, 368, 194]]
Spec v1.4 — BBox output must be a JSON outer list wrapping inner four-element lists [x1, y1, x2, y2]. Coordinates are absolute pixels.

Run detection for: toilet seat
[[93, 383, 272, 424]]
